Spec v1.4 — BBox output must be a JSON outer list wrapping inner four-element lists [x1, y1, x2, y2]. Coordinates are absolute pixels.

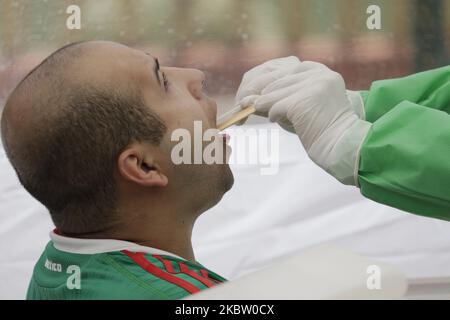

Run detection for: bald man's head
[[1, 41, 166, 234]]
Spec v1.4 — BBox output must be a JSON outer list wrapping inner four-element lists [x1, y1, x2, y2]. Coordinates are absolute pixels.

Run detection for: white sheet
[[187, 246, 408, 300], [1, 122, 450, 299]]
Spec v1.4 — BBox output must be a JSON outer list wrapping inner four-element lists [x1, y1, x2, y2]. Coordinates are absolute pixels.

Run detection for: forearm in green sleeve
[[358, 101, 450, 220], [359, 65, 450, 123]]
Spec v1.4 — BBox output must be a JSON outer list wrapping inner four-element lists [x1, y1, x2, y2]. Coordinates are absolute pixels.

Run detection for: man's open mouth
[[220, 133, 230, 143]]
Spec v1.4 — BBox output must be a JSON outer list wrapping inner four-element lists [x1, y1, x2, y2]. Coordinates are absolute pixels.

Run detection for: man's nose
[[184, 68, 206, 85], [166, 67, 206, 100], [184, 68, 206, 100]]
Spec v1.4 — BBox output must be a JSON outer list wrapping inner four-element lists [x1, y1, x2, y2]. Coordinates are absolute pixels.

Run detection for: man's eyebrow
[[144, 52, 162, 88]]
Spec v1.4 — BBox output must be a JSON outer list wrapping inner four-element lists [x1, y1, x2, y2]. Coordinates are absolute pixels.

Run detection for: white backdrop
[[2, 122, 450, 299]]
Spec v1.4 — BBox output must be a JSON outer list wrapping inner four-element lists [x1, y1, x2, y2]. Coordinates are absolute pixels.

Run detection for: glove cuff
[[333, 119, 371, 186], [309, 118, 371, 186], [346, 91, 366, 120]]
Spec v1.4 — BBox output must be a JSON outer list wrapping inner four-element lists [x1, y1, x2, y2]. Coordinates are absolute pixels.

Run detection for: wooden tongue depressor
[[217, 105, 256, 131]]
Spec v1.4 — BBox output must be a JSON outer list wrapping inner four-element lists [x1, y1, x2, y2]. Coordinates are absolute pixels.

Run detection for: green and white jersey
[[27, 230, 226, 300]]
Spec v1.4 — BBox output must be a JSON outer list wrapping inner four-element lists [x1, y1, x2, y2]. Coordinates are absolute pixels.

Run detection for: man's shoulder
[[117, 251, 226, 297], [27, 243, 225, 300]]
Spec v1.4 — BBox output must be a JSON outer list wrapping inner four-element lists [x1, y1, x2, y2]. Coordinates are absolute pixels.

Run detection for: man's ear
[[117, 145, 168, 187]]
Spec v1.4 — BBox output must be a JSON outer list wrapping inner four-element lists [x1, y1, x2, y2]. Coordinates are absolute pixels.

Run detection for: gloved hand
[[237, 61, 372, 185], [235, 56, 302, 105], [235, 58, 366, 123], [235, 56, 302, 125]]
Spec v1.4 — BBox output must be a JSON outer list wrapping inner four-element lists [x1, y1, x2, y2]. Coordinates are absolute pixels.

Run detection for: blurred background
[[1, 0, 450, 112]]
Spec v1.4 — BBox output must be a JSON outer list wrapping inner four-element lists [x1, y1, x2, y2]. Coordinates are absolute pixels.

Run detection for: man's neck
[[71, 210, 197, 262], [127, 217, 196, 261]]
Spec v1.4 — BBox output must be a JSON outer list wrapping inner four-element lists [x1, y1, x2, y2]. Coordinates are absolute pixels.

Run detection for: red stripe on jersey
[[200, 269, 221, 284], [122, 251, 200, 294], [178, 262, 216, 288], [152, 255, 175, 273], [153, 255, 221, 287]]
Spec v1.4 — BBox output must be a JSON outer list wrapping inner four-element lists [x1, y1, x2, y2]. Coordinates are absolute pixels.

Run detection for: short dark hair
[[1, 42, 166, 234]]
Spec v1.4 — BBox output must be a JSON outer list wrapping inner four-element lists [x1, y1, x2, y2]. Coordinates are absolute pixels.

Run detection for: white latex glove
[[235, 56, 302, 104], [235, 56, 302, 121], [248, 61, 372, 185], [235, 57, 366, 123]]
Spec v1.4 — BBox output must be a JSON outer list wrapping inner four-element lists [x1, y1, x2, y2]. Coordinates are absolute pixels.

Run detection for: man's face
[[80, 41, 233, 212]]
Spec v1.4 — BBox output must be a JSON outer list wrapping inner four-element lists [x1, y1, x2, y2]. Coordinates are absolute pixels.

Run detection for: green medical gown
[[358, 66, 450, 220]]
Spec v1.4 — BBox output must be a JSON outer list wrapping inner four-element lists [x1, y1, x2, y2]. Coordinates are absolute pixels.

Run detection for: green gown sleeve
[[357, 66, 450, 220], [360, 65, 450, 121]]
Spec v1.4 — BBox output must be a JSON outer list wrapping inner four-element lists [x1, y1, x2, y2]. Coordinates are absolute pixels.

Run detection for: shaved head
[[1, 41, 166, 234]]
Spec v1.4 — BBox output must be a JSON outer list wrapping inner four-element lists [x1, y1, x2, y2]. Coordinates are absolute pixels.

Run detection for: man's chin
[[222, 164, 234, 192], [206, 165, 234, 210], [196, 170, 233, 216]]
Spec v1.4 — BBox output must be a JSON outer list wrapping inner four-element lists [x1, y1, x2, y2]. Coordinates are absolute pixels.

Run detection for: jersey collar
[[50, 230, 185, 260]]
